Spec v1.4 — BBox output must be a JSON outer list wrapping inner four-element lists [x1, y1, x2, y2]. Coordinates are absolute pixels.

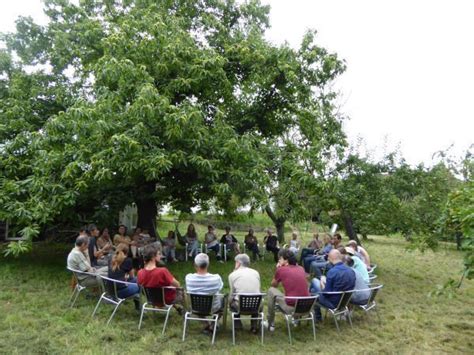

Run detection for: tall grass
[[0, 232, 473, 354]]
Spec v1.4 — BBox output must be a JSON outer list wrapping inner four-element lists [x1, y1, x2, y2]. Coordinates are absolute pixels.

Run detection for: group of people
[[67, 223, 374, 335], [175, 224, 282, 263]]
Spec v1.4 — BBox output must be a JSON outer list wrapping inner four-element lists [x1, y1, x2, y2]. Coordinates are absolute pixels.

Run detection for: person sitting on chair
[[263, 228, 280, 263], [344, 247, 369, 283], [204, 225, 222, 261], [113, 225, 133, 247], [185, 253, 224, 334], [220, 226, 241, 257], [303, 234, 333, 275], [300, 232, 323, 264], [137, 244, 183, 309], [244, 228, 262, 261], [96, 227, 113, 256], [343, 255, 370, 305], [108, 243, 140, 309], [177, 223, 200, 259], [67, 235, 107, 288], [162, 231, 178, 263], [228, 253, 261, 333], [347, 240, 372, 270], [88, 224, 110, 267], [289, 232, 301, 255], [309, 249, 356, 321], [332, 233, 343, 249], [264, 249, 309, 332]]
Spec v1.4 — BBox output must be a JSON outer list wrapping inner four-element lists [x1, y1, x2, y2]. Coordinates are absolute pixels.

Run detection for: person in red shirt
[[137, 245, 183, 308], [264, 249, 310, 331]]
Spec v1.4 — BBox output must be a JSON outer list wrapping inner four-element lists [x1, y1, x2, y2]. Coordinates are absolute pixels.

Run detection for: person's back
[[352, 255, 369, 283], [229, 254, 261, 332], [275, 263, 309, 304], [323, 262, 356, 306], [185, 253, 223, 313], [351, 269, 370, 304], [185, 272, 223, 295], [138, 267, 177, 304], [229, 265, 260, 295]]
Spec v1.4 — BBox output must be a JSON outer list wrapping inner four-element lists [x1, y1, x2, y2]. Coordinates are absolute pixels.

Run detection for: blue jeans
[[187, 239, 199, 256], [310, 260, 329, 278], [117, 278, 139, 299], [309, 278, 336, 320]]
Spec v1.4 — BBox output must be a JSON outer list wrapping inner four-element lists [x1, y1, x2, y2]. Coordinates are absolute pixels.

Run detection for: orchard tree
[[1, 0, 346, 251]]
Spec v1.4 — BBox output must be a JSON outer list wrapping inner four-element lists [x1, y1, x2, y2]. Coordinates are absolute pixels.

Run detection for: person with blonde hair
[[289, 232, 301, 255], [108, 243, 140, 305]]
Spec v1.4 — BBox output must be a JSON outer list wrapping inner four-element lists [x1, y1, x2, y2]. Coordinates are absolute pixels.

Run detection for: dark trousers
[[266, 246, 280, 262]]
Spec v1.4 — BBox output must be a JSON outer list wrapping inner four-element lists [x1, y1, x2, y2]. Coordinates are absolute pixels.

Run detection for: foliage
[[442, 180, 474, 280], [0, 0, 348, 248]]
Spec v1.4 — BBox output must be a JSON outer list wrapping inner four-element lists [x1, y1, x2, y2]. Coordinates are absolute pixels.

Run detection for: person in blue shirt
[[310, 249, 356, 320], [302, 234, 332, 273]]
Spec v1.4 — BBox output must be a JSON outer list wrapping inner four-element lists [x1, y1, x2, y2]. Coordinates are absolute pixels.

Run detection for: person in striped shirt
[[185, 253, 224, 334]]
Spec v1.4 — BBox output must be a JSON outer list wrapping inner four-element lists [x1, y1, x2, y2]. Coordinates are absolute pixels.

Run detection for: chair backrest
[[367, 284, 383, 305], [99, 275, 123, 300], [289, 296, 318, 316], [142, 287, 166, 307], [237, 293, 264, 315], [188, 293, 214, 315], [334, 291, 353, 311]]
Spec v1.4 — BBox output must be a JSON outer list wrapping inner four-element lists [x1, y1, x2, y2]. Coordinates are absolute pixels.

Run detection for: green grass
[[0, 233, 473, 354]]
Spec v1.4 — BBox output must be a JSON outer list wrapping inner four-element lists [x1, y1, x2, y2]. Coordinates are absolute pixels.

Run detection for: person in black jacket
[[263, 228, 280, 262], [220, 226, 241, 256]]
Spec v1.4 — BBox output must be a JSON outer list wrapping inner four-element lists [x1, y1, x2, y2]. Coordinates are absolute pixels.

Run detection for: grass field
[[0, 231, 473, 354]]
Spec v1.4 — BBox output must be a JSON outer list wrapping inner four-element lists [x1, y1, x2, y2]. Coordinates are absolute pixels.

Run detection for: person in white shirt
[[204, 225, 222, 261], [67, 235, 107, 288], [228, 253, 261, 333]]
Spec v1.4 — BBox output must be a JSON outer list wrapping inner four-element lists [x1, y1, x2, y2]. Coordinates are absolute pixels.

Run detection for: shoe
[[218, 259, 225, 263], [292, 319, 299, 327], [250, 327, 258, 334], [263, 320, 275, 332]]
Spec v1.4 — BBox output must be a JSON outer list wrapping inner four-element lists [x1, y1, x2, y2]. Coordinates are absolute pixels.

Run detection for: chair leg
[[92, 295, 104, 317], [232, 313, 236, 345], [162, 308, 171, 335], [70, 287, 80, 307], [211, 317, 218, 345], [333, 314, 340, 332], [261, 312, 265, 344], [138, 304, 146, 330], [310, 312, 316, 341], [182, 316, 188, 341], [106, 301, 123, 326], [285, 315, 292, 345]]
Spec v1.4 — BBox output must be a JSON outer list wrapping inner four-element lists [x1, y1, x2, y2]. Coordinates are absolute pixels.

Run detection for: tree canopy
[[0, 0, 346, 249]]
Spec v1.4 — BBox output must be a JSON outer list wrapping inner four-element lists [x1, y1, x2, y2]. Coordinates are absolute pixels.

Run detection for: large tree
[[1, 0, 346, 251]]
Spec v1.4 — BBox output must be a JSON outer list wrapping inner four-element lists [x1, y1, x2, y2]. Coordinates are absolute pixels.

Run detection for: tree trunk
[[362, 233, 368, 241], [265, 205, 286, 243], [342, 212, 362, 245], [136, 181, 159, 240], [455, 232, 462, 251]]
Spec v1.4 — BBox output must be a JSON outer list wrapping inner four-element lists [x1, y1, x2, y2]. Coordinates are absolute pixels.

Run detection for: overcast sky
[[1, 0, 473, 166]]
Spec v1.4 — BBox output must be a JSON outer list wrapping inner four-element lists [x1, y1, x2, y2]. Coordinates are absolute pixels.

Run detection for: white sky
[[1, 0, 473, 166]]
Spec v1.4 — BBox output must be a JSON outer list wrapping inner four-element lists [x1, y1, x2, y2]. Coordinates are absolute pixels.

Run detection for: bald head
[[328, 249, 343, 265]]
